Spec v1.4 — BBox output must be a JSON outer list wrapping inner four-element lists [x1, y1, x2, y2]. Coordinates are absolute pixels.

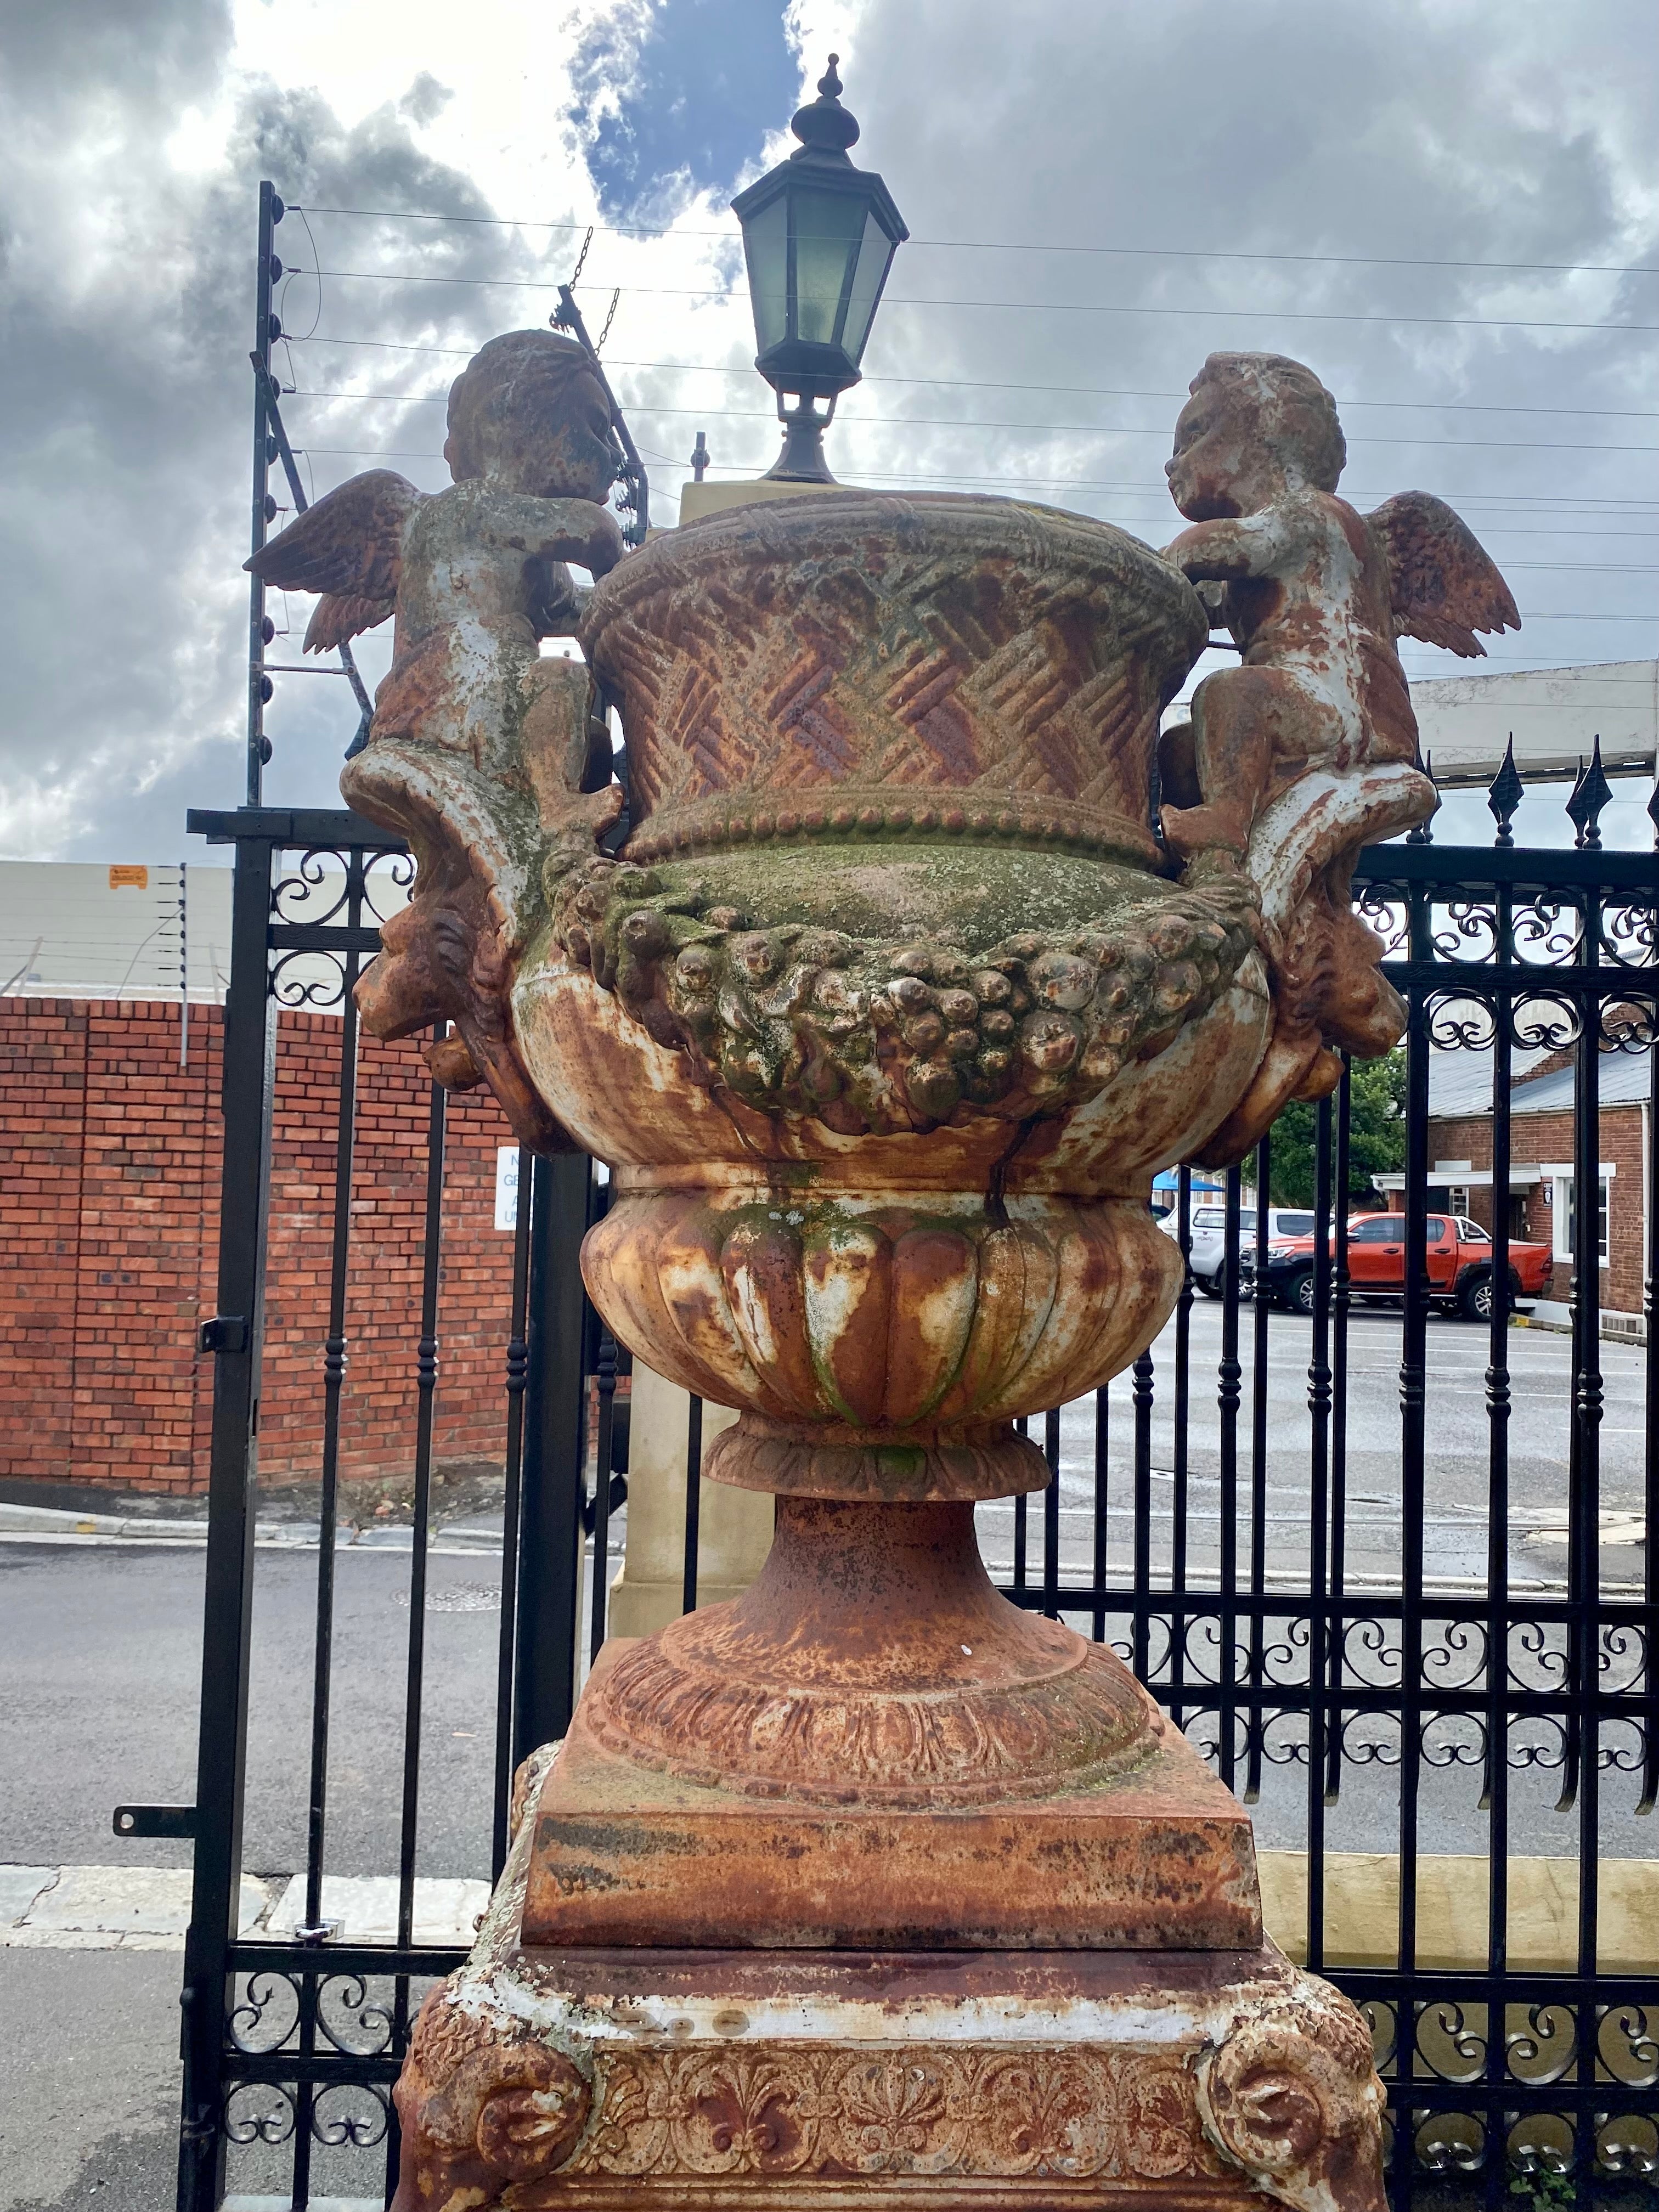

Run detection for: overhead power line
[[290, 370, 1659, 422], [286, 391, 1657, 456], [290, 439, 1659, 546], [290, 204, 1659, 279], [295, 267, 1658, 334], [292, 345, 1659, 475]]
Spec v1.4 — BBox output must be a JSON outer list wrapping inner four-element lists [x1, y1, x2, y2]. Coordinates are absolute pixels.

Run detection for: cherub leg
[[1160, 667, 1293, 864]]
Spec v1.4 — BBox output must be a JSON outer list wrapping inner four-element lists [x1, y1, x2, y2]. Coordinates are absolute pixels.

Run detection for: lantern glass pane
[[741, 194, 789, 354], [789, 186, 867, 348], [839, 207, 896, 366]]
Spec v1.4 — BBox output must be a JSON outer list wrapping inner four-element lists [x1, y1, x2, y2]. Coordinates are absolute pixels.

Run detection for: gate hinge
[[114, 1803, 198, 1839], [198, 1315, 249, 1355]]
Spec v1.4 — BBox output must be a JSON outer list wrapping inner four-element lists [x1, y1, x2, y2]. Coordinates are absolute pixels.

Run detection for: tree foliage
[[1243, 1050, 1407, 1208]]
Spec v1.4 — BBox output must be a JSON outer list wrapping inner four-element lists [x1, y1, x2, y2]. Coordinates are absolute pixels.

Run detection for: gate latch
[[198, 1315, 249, 1355], [114, 1804, 198, 1839]]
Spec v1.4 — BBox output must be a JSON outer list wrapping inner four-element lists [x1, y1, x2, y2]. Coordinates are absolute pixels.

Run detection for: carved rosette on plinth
[[342, 489, 1406, 2211]]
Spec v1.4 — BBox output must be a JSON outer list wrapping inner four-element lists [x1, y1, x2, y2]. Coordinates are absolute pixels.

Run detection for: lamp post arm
[[551, 285, 650, 546]]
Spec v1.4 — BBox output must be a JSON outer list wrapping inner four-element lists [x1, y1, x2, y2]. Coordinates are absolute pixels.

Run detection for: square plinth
[[391, 1929, 1387, 2212], [521, 1644, 1260, 1951]]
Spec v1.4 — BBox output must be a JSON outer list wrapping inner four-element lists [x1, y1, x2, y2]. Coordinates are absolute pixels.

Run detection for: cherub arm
[[1367, 492, 1519, 658], [245, 469, 424, 651], [483, 495, 627, 580], [1163, 506, 1295, 582]]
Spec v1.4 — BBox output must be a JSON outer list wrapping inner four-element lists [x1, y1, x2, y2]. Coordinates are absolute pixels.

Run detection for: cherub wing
[[1367, 491, 1520, 659], [245, 470, 424, 652]]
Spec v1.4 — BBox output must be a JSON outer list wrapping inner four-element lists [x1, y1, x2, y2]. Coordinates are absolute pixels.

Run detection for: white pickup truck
[[1157, 1200, 1317, 1296]]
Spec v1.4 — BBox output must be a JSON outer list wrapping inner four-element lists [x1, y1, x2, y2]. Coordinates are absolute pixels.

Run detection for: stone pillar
[[606, 1363, 771, 1638]]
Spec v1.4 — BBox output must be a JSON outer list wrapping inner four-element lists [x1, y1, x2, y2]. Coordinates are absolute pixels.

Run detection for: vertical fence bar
[[1042, 1406, 1061, 1620], [1394, 877, 1434, 2193], [1013, 1415, 1029, 1595], [394, 1068, 447, 2006], [1092, 1386, 1109, 1643], [1326, 1076, 1350, 1808], [1570, 902, 1603, 2172], [1131, 1347, 1154, 1682], [1643, 1036, 1659, 1820], [682, 1395, 704, 1615], [290, 857, 369, 2208], [1645, 1035, 1654, 1814], [1170, 1166, 1192, 1722], [1483, 928, 1514, 2209], [492, 1147, 534, 1879], [1246, 1133, 1271, 1803], [511, 1153, 593, 1770], [1305, 1096, 1333, 1971], [590, 1332, 619, 1662], [177, 833, 276, 2212], [300, 855, 365, 1923], [1217, 1166, 1242, 1790]]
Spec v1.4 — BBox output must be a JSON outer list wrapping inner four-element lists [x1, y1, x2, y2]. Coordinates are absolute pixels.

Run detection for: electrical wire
[[285, 443, 1659, 515], [289, 373, 1659, 421], [289, 204, 1659, 280], [293, 267, 1659, 334], [285, 393, 1658, 456]]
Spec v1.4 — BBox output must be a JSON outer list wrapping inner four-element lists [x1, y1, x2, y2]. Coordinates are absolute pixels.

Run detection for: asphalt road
[[0, 1949, 183, 2212], [977, 1300, 1652, 1593]]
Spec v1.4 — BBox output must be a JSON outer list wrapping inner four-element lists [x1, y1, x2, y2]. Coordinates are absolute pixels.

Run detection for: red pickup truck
[[1257, 1212, 1554, 1322]]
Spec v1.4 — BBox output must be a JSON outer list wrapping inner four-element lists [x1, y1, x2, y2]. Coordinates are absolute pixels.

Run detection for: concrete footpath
[[0, 1497, 505, 1555], [1, 1863, 489, 1950]]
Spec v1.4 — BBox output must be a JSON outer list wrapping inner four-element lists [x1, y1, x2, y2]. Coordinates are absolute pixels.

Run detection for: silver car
[[1159, 1201, 1318, 1296]]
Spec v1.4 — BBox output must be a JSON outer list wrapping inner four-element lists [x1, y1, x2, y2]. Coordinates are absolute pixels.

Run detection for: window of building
[[1447, 1186, 1470, 1217], [1552, 1175, 1611, 1266]]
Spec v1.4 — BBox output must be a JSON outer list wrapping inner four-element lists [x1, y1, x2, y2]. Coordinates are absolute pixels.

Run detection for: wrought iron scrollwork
[[224, 2081, 297, 2145], [362, 846, 416, 924], [272, 848, 354, 929], [229, 1971, 301, 2055], [315, 1973, 396, 2058], [312, 2080, 392, 2148], [269, 946, 349, 1008]]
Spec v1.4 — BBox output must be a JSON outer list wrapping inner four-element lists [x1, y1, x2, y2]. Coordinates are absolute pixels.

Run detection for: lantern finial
[[791, 54, 860, 159]]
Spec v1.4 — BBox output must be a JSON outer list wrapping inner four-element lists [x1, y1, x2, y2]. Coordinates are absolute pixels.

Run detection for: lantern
[[731, 55, 908, 482]]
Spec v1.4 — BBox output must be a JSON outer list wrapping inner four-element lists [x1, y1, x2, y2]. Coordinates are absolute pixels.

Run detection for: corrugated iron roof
[[1429, 1043, 1652, 1118]]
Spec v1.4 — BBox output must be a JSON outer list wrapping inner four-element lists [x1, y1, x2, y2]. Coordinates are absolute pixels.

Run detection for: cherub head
[[444, 330, 617, 503], [1166, 352, 1346, 520]]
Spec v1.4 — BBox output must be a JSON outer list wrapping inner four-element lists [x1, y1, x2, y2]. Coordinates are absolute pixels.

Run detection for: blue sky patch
[[572, 0, 799, 220]]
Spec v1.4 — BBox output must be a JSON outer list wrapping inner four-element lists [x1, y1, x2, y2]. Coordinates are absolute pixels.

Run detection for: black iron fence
[[163, 780, 1657, 2209]]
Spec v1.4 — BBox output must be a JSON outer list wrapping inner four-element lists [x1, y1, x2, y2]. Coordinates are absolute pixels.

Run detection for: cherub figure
[[250, 330, 627, 1146], [1154, 352, 1519, 1158]]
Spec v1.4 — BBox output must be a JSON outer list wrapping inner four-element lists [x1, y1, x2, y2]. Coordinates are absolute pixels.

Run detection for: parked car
[[1253, 1212, 1553, 1321], [1160, 1201, 1318, 1296]]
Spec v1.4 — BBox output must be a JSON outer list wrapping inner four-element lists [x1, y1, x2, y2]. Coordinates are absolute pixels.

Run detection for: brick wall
[[1427, 1098, 1646, 1316], [1, 997, 519, 1496]]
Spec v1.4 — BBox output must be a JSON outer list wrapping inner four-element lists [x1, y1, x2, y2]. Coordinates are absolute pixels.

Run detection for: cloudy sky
[[1, 0, 1654, 863]]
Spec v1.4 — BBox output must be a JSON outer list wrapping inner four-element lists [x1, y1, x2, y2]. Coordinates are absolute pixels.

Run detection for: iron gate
[[165, 780, 1658, 2209]]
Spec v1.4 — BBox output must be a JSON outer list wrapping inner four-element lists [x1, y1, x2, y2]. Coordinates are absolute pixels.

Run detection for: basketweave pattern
[[583, 496, 1204, 857]]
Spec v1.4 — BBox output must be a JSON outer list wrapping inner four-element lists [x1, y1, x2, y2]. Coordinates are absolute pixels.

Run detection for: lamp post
[[731, 55, 908, 484]]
